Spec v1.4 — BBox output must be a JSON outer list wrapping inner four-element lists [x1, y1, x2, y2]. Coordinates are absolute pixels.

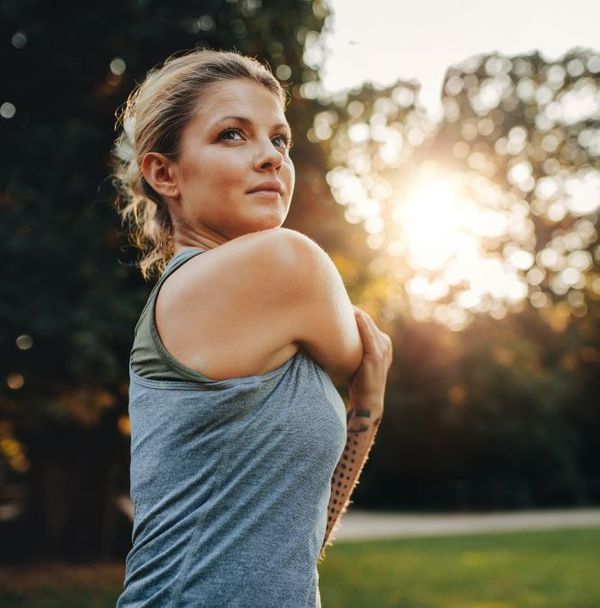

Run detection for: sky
[[320, 0, 600, 121]]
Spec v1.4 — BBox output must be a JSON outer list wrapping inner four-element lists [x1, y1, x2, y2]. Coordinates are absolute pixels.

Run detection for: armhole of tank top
[[149, 250, 217, 384]]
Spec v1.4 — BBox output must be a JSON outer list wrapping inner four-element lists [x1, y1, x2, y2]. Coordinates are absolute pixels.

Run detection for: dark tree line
[[0, 0, 336, 561], [1, 0, 599, 562]]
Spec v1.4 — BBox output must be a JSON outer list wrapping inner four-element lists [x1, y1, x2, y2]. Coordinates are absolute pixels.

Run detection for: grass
[[0, 561, 124, 608], [1, 528, 599, 607], [319, 527, 600, 608]]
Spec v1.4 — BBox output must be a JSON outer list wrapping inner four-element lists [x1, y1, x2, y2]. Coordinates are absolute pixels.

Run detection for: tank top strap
[[162, 248, 208, 277], [130, 247, 211, 383], [133, 248, 206, 336]]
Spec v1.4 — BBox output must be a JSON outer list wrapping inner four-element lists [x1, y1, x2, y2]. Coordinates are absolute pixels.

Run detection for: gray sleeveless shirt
[[117, 249, 347, 607]]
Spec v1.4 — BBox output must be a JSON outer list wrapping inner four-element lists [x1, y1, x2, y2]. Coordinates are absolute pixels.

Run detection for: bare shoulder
[[240, 226, 335, 290], [162, 227, 320, 307], [251, 228, 363, 384], [200, 227, 327, 299], [229, 226, 324, 269], [154, 228, 320, 380], [203, 226, 362, 383]]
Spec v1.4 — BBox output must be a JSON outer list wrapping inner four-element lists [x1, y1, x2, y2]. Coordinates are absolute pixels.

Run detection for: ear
[[141, 152, 180, 200]]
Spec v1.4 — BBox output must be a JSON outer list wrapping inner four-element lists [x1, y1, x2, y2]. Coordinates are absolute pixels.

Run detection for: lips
[[247, 181, 284, 195]]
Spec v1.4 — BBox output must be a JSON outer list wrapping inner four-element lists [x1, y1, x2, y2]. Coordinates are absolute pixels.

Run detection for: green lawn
[[1, 528, 599, 607], [319, 528, 600, 608]]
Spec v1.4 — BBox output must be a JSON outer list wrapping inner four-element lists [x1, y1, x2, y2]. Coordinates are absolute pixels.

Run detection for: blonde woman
[[112, 49, 392, 607]]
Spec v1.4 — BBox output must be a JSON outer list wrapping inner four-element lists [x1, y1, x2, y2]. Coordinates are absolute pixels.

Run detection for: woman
[[112, 49, 392, 607]]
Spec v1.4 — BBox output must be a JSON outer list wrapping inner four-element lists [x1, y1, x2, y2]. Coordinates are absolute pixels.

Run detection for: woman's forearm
[[319, 407, 382, 561]]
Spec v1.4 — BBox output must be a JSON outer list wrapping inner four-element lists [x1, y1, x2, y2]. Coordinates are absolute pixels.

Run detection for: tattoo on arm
[[318, 409, 382, 562], [346, 409, 375, 432]]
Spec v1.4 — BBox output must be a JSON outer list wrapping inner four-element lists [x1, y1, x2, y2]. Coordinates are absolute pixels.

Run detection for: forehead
[[194, 79, 288, 127]]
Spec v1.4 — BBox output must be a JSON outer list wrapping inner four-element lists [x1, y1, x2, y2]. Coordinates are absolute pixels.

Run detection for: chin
[[252, 213, 287, 232]]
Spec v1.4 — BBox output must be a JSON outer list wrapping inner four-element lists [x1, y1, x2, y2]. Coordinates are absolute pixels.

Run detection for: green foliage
[[0, 0, 329, 427], [1, 0, 599, 563], [321, 49, 600, 509], [0, 0, 331, 559], [315, 49, 600, 321], [350, 306, 600, 509]]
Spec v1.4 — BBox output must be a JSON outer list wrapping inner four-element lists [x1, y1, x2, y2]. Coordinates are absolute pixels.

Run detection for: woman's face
[[167, 78, 295, 242]]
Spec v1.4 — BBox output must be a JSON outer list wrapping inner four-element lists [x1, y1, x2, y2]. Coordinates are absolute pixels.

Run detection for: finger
[[354, 311, 377, 352], [362, 314, 389, 353], [354, 310, 371, 340], [359, 310, 381, 341]]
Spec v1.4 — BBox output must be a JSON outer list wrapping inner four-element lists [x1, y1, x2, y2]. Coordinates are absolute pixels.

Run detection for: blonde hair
[[111, 49, 287, 280]]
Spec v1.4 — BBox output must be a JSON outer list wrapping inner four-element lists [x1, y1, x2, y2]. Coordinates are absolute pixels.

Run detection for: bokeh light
[[319, 49, 600, 329]]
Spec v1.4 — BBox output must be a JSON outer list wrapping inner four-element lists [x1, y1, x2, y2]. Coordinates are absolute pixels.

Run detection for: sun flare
[[393, 165, 535, 327], [398, 174, 476, 271]]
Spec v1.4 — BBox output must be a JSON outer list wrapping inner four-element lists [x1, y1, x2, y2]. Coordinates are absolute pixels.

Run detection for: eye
[[218, 127, 244, 141], [272, 133, 293, 150]]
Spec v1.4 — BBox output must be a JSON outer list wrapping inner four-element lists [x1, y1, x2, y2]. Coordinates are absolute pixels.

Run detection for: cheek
[[177, 169, 226, 207], [195, 154, 248, 190], [179, 156, 205, 188], [286, 159, 296, 187]]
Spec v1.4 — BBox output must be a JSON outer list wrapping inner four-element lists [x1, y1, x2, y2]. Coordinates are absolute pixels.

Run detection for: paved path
[[113, 496, 600, 541], [332, 507, 600, 541]]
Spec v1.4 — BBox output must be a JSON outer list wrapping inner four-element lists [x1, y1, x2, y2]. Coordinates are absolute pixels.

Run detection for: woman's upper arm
[[263, 228, 363, 383]]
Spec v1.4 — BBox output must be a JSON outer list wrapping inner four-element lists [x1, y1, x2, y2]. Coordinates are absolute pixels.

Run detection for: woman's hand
[[347, 306, 393, 430]]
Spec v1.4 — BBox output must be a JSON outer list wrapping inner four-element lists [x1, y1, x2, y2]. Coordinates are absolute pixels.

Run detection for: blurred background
[[1, 0, 599, 605]]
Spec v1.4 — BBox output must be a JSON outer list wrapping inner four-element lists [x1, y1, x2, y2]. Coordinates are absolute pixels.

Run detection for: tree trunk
[[19, 411, 131, 562]]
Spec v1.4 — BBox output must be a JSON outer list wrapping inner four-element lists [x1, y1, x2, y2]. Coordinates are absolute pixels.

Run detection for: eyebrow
[[211, 115, 291, 132]]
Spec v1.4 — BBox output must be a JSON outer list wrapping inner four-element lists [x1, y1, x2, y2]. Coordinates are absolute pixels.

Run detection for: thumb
[[354, 308, 374, 351]]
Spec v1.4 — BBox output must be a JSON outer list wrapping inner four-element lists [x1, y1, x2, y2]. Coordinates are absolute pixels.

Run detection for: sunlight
[[398, 174, 477, 271], [329, 151, 597, 329], [395, 164, 534, 326]]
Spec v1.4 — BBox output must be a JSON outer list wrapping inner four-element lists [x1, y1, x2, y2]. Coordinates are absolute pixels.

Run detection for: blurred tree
[[314, 48, 600, 511], [0, 0, 337, 560], [314, 48, 600, 325], [354, 306, 599, 511], [2, 0, 599, 562]]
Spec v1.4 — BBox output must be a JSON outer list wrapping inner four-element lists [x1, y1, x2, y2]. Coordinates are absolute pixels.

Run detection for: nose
[[255, 138, 283, 172]]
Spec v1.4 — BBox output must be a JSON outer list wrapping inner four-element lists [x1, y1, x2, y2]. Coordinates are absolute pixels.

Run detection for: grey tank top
[[117, 248, 347, 607]]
